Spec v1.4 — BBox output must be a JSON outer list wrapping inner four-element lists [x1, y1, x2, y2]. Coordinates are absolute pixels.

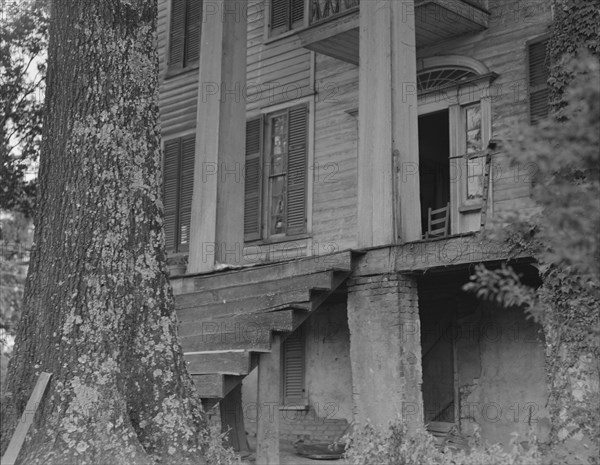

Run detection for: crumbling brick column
[[347, 273, 423, 428]]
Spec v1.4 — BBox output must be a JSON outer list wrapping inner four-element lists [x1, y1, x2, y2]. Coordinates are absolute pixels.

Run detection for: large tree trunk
[[0, 1, 206, 463]]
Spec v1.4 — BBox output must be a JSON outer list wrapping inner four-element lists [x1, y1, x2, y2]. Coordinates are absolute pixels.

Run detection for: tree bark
[[0, 1, 206, 463]]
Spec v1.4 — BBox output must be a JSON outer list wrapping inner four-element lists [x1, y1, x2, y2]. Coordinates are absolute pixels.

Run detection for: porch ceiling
[[298, 0, 489, 66]]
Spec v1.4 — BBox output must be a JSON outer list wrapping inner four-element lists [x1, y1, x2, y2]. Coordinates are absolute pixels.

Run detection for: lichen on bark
[[0, 1, 207, 463]]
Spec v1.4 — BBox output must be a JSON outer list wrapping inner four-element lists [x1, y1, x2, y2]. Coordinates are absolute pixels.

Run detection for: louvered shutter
[[270, 0, 289, 36], [163, 139, 181, 252], [178, 135, 195, 251], [244, 118, 263, 241], [528, 39, 550, 124], [283, 330, 306, 406], [185, 0, 202, 66], [169, 0, 186, 68], [286, 105, 308, 235], [291, 0, 304, 28]]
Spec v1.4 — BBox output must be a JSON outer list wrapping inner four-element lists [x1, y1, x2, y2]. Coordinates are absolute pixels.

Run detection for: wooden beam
[[392, 0, 422, 243], [172, 251, 353, 296], [256, 335, 281, 464], [180, 329, 272, 353], [352, 235, 519, 277], [188, 0, 247, 273], [2, 372, 52, 465], [178, 308, 306, 336], [177, 271, 336, 306], [358, 0, 422, 246], [192, 374, 245, 399], [220, 384, 250, 453], [297, 9, 359, 48], [176, 289, 312, 322], [184, 350, 251, 375]]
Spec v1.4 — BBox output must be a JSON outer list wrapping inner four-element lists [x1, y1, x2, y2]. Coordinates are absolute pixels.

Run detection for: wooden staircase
[[173, 251, 353, 405]]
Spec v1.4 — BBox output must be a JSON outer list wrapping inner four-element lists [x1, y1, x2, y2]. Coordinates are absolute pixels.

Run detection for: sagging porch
[[171, 238, 550, 462]]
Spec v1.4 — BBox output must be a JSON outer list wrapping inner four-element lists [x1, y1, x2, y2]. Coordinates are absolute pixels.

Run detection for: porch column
[[256, 335, 281, 464], [188, 0, 247, 273], [357, 0, 421, 247], [347, 273, 423, 428]]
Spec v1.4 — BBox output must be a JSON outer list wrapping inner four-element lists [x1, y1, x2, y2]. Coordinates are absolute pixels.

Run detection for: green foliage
[[0, 212, 32, 391], [465, 54, 600, 460], [199, 424, 242, 465], [548, 0, 600, 113], [343, 419, 542, 465], [1, 0, 48, 216], [0, 212, 32, 340]]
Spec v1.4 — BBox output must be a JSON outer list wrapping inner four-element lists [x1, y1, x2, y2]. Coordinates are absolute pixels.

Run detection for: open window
[[244, 104, 309, 242], [416, 56, 496, 235]]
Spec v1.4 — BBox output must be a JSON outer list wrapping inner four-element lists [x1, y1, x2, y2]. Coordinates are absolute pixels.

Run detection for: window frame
[[244, 98, 313, 244], [417, 73, 494, 235], [265, 0, 309, 40], [167, 0, 202, 74], [162, 133, 196, 254], [281, 328, 308, 409], [526, 35, 551, 125]]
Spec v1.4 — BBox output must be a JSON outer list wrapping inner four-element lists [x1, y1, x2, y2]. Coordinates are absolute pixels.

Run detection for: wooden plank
[[256, 335, 281, 464], [180, 328, 272, 353], [177, 271, 335, 307], [172, 250, 353, 293], [352, 236, 518, 276], [192, 373, 225, 398], [2, 372, 52, 465], [184, 350, 251, 375], [178, 308, 306, 337], [176, 288, 312, 320], [298, 9, 359, 48], [220, 384, 250, 452], [192, 374, 244, 399]]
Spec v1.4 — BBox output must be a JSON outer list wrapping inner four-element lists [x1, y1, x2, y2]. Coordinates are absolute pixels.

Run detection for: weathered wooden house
[[157, 0, 555, 461]]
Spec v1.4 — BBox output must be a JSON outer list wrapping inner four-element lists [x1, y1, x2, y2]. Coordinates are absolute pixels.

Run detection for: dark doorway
[[418, 274, 459, 425], [418, 111, 450, 235]]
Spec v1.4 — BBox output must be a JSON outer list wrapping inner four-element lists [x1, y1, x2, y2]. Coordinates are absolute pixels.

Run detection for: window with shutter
[[244, 104, 308, 242], [163, 135, 196, 253], [527, 38, 550, 125], [282, 329, 306, 406], [169, 0, 202, 70], [270, 0, 304, 37], [244, 118, 263, 242]]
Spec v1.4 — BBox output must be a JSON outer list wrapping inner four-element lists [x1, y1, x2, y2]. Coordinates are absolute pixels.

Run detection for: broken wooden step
[[180, 328, 272, 353], [184, 350, 255, 376], [177, 287, 313, 319], [192, 374, 244, 399], [178, 271, 339, 307], [173, 251, 353, 294], [179, 308, 308, 340]]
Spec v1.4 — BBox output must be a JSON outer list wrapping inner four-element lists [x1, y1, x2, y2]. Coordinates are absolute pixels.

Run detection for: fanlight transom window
[[417, 67, 479, 93]]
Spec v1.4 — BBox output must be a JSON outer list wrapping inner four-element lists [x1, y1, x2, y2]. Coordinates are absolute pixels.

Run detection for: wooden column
[[188, 0, 247, 273], [358, 0, 421, 247], [256, 335, 281, 464]]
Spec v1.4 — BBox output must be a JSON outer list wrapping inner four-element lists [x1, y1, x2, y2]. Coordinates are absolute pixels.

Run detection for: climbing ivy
[[466, 49, 600, 463], [548, 0, 600, 113]]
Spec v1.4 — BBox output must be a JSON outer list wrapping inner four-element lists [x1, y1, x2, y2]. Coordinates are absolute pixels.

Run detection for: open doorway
[[418, 110, 450, 235], [419, 275, 458, 425]]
